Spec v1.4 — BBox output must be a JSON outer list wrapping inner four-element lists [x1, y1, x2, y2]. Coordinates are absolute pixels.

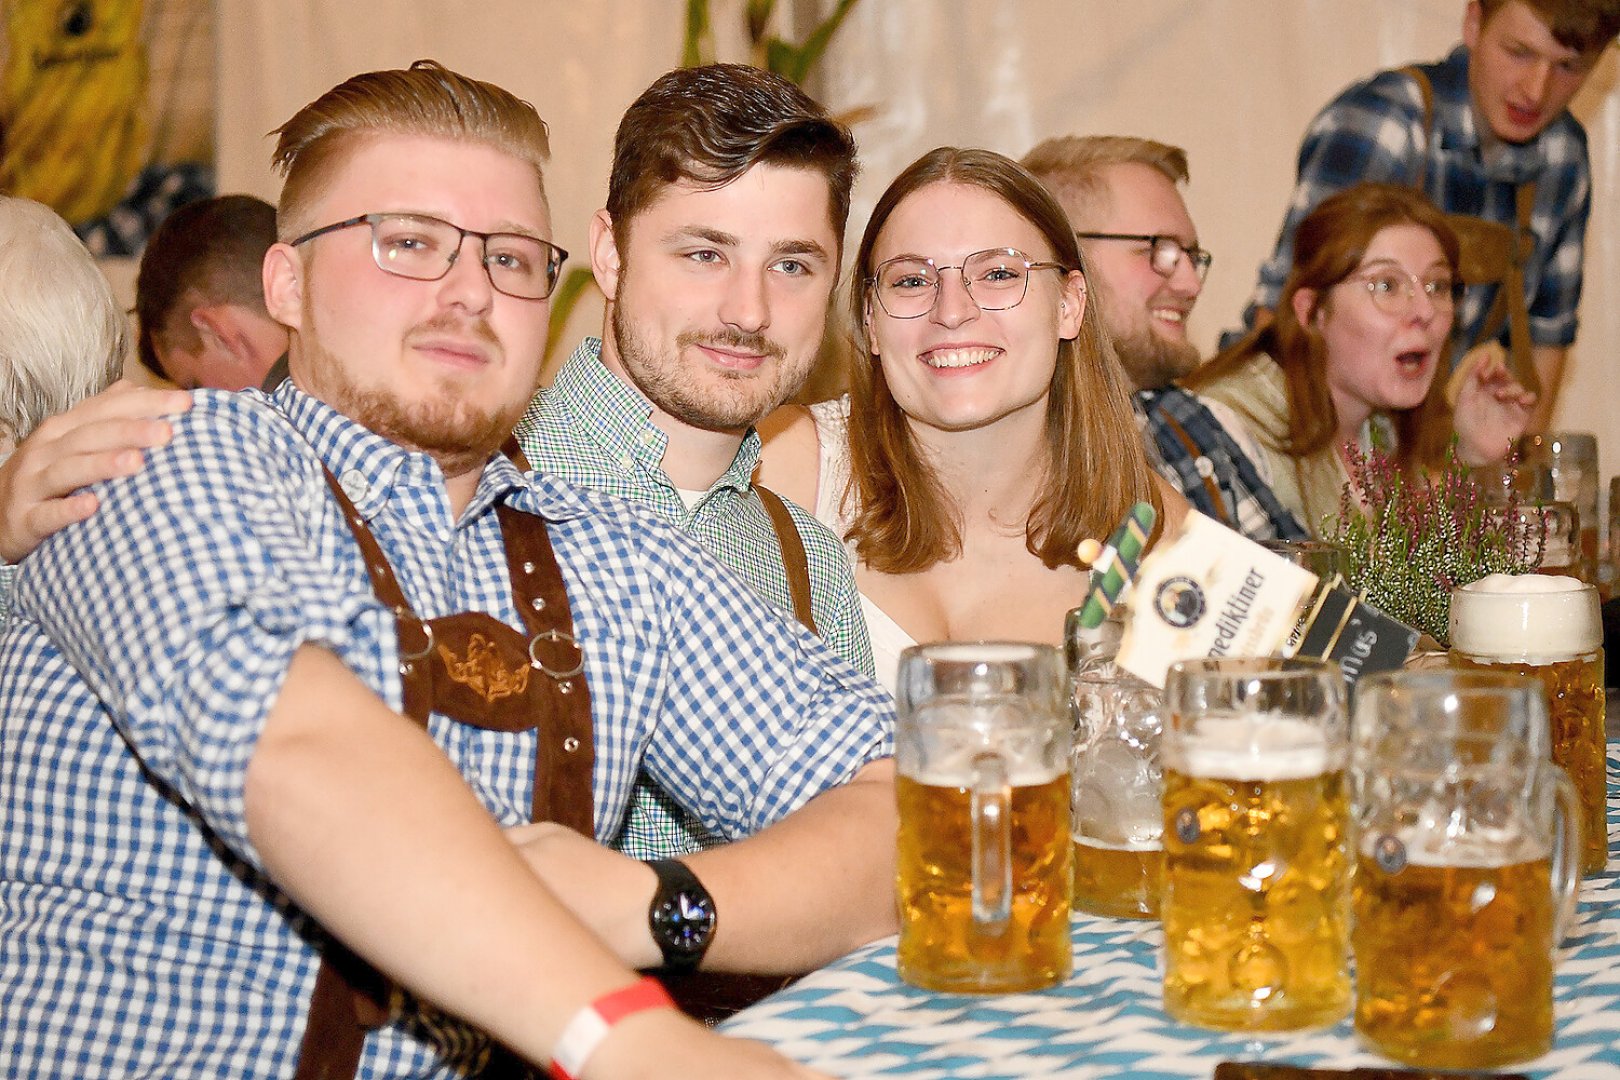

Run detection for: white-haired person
[[0, 196, 130, 630]]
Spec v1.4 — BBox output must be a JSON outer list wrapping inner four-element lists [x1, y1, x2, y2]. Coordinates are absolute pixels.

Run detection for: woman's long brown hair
[[1184, 183, 1461, 472], [843, 146, 1161, 574]]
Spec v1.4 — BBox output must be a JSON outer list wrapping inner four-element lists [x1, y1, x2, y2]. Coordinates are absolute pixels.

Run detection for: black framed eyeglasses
[[289, 213, 568, 300], [1075, 232, 1212, 282], [867, 247, 1071, 319]]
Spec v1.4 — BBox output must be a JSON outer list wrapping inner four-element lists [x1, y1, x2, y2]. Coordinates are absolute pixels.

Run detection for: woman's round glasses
[[1345, 264, 1459, 317], [868, 248, 1070, 319], [290, 212, 568, 300]]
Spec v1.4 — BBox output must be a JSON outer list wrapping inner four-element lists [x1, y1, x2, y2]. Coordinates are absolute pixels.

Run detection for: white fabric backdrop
[[216, 0, 1620, 482]]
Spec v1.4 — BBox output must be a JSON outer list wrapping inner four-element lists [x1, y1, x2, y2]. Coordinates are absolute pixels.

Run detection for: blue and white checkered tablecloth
[[722, 746, 1620, 1079]]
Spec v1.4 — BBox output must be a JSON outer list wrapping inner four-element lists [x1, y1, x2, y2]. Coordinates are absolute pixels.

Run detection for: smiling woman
[[758, 147, 1176, 691], [1183, 183, 1534, 537]]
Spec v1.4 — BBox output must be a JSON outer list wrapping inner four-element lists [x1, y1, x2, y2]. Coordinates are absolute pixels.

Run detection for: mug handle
[[1546, 762, 1583, 943], [970, 750, 1013, 927]]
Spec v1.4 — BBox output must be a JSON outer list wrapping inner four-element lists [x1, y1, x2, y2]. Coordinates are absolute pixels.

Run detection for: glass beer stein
[[1070, 665, 1164, 918], [895, 642, 1073, 993], [1160, 657, 1351, 1031], [1352, 671, 1580, 1068], [1450, 574, 1607, 875]]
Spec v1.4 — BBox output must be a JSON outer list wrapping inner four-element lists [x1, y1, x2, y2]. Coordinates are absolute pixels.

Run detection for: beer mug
[[1351, 670, 1581, 1068], [1451, 574, 1607, 875], [1519, 431, 1599, 582], [1261, 539, 1347, 653], [894, 642, 1073, 993], [1070, 665, 1164, 918], [1161, 657, 1351, 1031]]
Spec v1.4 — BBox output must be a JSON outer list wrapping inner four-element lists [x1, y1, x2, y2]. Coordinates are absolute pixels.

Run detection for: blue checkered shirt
[[1238, 45, 1590, 353], [0, 382, 893, 1078], [519, 340, 876, 860], [1138, 387, 1309, 542]]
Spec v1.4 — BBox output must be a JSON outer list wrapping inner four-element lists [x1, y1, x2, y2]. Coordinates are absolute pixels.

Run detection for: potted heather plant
[[1325, 444, 1546, 647]]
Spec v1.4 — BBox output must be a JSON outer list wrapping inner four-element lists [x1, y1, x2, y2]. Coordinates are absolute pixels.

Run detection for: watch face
[[652, 892, 716, 955]]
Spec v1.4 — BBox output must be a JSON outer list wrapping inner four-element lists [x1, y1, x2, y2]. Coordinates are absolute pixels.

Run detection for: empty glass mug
[[895, 642, 1073, 992], [1352, 670, 1580, 1068], [1450, 574, 1606, 875], [1069, 665, 1164, 918], [1160, 657, 1351, 1031], [1519, 432, 1599, 583]]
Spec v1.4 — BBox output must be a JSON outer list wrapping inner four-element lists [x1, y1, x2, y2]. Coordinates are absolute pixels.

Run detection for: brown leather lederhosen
[[1403, 65, 1541, 396], [292, 444, 593, 1080]]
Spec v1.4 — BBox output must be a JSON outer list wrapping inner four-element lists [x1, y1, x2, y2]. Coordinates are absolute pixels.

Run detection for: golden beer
[[1353, 851, 1554, 1068], [1072, 836, 1162, 919], [897, 772, 1073, 993], [1161, 750, 1351, 1031], [1454, 652, 1607, 875]]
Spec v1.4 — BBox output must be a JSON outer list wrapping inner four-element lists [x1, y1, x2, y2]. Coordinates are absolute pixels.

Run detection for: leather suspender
[[1403, 66, 1540, 394], [753, 484, 819, 636], [293, 452, 593, 1080]]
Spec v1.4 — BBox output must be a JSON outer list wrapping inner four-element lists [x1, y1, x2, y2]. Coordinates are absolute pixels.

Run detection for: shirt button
[[1194, 456, 1215, 480], [339, 468, 369, 502], [619, 453, 633, 468]]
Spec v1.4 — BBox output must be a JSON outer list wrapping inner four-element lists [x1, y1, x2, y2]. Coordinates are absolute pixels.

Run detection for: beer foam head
[[1170, 714, 1336, 780], [1450, 574, 1599, 660]]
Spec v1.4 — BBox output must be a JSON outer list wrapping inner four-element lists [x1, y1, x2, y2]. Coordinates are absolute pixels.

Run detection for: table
[[721, 747, 1620, 1079]]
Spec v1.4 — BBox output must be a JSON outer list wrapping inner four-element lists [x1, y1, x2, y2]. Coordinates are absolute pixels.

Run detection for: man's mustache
[[677, 328, 786, 361]]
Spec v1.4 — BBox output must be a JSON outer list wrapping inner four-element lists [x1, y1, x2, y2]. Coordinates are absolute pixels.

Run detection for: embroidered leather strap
[[294, 450, 593, 1080], [753, 484, 818, 634]]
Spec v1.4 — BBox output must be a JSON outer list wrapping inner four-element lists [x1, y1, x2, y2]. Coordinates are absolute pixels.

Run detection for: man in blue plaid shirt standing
[[1236, 0, 1620, 430], [0, 61, 892, 1080]]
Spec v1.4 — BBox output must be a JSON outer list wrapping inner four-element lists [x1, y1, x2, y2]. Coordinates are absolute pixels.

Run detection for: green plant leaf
[[791, 0, 861, 80], [682, 0, 712, 67], [746, 0, 776, 44], [545, 267, 600, 362]]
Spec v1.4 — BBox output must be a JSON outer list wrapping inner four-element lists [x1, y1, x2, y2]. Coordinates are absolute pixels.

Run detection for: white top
[[808, 396, 915, 694]]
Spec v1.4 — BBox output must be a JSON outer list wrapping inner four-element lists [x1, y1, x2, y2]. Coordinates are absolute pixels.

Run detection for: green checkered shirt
[[515, 339, 875, 858]]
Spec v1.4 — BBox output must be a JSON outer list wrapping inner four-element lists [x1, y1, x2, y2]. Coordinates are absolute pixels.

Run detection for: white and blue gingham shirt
[[0, 382, 894, 1078], [1239, 45, 1590, 353]]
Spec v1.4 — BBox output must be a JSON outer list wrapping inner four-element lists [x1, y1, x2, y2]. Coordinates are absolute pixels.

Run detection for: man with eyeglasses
[[0, 60, 892, 1080], [1023, 135, 1309, 542], [1236, 0, 1620, 430], [0, 66, 873, 870]]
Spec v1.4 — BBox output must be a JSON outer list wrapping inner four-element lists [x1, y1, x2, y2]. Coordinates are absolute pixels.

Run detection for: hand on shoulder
[[0, 380, 191, 562]]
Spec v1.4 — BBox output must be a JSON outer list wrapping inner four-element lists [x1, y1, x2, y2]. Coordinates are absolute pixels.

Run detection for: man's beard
[[610, 283, 809, 434], [1111, 322, 1203, 391], [298, 308, 532, 479]]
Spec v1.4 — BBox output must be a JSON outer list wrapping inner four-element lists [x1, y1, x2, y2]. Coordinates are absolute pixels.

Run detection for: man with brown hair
[[135, 194, 289, 390], [1022, 135, 1308, 541], [0, 59, 890, 1079], [518, 63, 871, 865], [1236, 0, 1620, 427]]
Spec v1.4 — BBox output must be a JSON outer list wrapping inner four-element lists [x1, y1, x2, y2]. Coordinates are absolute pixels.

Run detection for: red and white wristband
[[549, 976, 675, 1080]]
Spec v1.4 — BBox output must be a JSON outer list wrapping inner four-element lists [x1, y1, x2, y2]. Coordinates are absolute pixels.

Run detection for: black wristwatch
[[645, 858, 717, 973]]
